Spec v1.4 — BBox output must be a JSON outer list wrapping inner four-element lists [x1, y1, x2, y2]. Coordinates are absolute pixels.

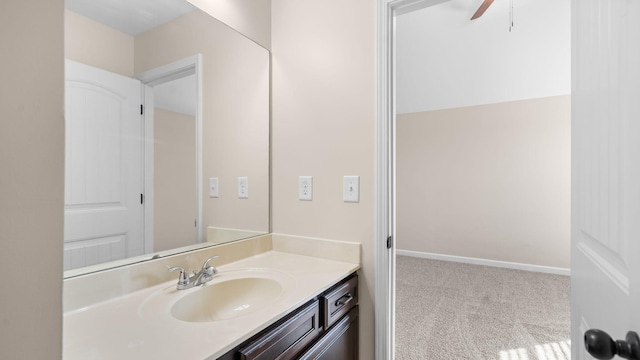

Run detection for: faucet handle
[[202, 255, 219, 269], [201, 255, 219, 276], [168, 266, 190, 286]]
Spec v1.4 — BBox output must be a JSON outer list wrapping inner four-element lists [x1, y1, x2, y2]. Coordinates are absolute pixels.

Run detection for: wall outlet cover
[[238, 177, 248, 199], [299, 176, 313, 201]]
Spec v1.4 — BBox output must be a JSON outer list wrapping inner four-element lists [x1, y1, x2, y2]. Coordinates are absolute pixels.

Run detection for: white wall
[[0, 0, 64, 358], [271, 0, 376, 357], [396, 0, 571, 114]]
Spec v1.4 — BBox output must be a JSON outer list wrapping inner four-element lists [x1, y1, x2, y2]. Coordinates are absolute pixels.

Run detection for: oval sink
[[170, 277, 283, 322]]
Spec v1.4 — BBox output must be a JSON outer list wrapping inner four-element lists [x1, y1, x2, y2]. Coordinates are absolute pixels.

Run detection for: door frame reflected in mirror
[[136, 54, 204, 251]]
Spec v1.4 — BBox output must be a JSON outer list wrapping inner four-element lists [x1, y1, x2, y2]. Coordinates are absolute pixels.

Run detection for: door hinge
[[140, 104, 144, 115], [386, 236, 393, 249], [140, 193, 144, 204]]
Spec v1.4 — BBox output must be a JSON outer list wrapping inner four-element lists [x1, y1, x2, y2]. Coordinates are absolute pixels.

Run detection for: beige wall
[[397, 95, 571, 268], [0, 0, 64, 358], [271, 0, 376, 357], [187, 0, 271, 50], [1, 1, 374, 358], [135, 10, 270, 235], [64, 9, 134, 77], [154, 109, 197, 251]]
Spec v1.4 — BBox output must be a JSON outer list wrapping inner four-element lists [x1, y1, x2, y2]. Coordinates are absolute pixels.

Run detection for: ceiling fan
[[470, 0, 494, 20]]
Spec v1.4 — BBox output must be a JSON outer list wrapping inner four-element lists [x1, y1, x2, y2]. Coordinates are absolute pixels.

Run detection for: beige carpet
[[395, 256, 570, 360]]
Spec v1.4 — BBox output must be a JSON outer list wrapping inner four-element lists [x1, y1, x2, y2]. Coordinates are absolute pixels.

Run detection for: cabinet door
[[239, 301, 321, 360], [298, 306, 359, 360]]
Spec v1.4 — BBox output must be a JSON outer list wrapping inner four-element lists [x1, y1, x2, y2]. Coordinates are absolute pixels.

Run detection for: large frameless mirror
[[63, 0, 270, 278]]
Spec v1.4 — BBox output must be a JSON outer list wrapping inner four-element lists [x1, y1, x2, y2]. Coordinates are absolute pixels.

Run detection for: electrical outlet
[[209, 178, 219, 198], [299, 176, 313, 201], [343, 176, 360, 203], [238, 177, 248, 199]]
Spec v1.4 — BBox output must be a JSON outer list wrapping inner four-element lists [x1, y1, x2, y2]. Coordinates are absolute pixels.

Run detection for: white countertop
[[63, 251, 359, 360]]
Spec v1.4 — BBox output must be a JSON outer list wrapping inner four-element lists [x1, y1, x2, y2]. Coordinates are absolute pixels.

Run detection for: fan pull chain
[[509, 0, 514, 32]]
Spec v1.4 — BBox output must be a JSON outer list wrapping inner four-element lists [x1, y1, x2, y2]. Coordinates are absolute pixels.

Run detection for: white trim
[[392, 0, 449, 15], [396, 249, 571, 276], [142, 85, 155, 254], [375, 1, 394, 360], [194, 56, 203, 243], [135, 55, 198, 86], [376, 1, 479, 359], [135, 54, 204, 248]]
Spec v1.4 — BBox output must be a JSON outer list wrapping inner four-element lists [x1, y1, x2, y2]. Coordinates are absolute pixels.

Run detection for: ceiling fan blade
[[470, 0, 495, 20]]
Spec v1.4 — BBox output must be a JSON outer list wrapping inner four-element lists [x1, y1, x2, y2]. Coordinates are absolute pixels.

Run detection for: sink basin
[[171, 277, 283, 322], [138, 268, 295, 324]]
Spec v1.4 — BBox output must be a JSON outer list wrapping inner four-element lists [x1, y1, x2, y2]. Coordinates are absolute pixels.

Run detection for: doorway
[[375, 0, 572, 359], [136, 54, 203, 252], [394, 1, 571, 357]]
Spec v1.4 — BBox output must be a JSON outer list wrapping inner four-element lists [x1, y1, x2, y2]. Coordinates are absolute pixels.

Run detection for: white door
[[571, 1, 640, 359], [64, 60, 144, 271]]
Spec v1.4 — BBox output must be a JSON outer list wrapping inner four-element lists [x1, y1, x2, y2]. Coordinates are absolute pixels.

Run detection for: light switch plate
[[343, 176, 360, 203], [209, 178, 219, 198], [299, 176, 313, 201], [238, 177, 248, 199]]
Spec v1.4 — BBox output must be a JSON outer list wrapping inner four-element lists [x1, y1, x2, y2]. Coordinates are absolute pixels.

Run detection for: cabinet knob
[[584, 329, 640, 359]]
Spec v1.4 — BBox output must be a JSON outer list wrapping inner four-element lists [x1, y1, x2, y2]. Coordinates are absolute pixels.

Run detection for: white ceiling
[[396, 0, 571, 114], [65, 0, 195, 35], [65, 0, 198, 115]]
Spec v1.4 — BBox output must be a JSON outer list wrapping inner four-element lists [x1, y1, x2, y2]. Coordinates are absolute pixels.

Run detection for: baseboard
[[396, 249, 571, 276]]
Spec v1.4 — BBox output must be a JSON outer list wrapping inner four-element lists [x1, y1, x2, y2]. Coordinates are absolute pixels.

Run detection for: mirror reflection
[[63, 0, 270, 277]]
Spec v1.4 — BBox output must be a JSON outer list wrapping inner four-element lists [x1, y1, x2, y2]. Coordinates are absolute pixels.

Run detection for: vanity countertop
[[63, 250, 360, 360]]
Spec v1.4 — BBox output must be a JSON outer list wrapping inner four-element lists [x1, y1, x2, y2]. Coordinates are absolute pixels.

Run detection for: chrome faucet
[[168, 255, 219, 290]]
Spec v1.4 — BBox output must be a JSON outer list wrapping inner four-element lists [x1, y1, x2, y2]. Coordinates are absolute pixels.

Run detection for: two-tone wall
[[395, 0, 571, 269]]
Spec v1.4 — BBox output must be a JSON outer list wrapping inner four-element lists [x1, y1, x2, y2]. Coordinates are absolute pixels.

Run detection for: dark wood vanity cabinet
[[238, 301, 322, 360], [218, 273, 358, 360], [297, 307, 358, 360]]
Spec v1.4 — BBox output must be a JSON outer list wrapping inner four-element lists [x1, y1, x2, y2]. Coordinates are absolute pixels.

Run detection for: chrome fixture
[[168, 255, 219, 290]]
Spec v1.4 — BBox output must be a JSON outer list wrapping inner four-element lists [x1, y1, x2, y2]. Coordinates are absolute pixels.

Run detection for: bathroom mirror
[[63, 0, 270, 277]]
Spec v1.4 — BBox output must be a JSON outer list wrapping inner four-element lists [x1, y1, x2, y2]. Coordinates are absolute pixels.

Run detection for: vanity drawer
[[239, 300, 321, 360], [321, 275, 358, 329]]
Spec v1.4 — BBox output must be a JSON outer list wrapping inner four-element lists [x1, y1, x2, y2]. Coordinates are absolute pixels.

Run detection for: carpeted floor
[[395, 256, 570, 360]]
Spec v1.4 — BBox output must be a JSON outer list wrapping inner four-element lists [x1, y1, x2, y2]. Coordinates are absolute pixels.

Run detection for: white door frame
[[135, 54, 204, 251], [375, 1, 450, 359]]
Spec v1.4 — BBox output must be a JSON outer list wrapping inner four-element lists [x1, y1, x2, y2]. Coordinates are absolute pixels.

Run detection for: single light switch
[[343, 176, 360, 203], [209, 178, 219, 198]]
